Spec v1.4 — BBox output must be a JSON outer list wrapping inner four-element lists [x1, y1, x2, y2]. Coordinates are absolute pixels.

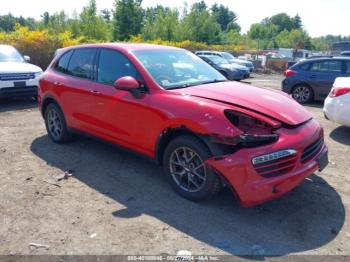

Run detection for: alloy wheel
[[47, 108, 63, 140], [169, 146, 207, 193], [293, 85, 311, 103]]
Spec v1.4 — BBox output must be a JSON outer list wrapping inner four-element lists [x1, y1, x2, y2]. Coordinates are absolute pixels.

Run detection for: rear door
[[307, 60, 344, 99], [57, 48, 98, 131]]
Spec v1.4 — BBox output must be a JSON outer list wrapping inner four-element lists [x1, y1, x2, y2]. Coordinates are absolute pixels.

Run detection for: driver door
[[87, 48, 155, 156]]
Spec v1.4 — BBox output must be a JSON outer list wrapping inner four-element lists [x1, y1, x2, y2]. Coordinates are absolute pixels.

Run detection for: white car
[[0, 45, 43, 98], [324, 77, 350, 127]]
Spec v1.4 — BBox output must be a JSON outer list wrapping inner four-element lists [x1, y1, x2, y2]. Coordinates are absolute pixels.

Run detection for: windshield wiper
[[166, 79, 227, 90]]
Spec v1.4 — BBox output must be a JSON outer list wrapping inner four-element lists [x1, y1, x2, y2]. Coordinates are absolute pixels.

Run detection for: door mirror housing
[[114, 76, 140, 91], [114, 76, 142, 98], [23, 55, 31, 62]]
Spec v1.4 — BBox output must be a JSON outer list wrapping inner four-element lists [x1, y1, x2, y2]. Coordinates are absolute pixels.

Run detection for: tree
[[141, 8, 179, 41], [113, 0, 143, 41], [179, 2, 220, 43], [80, 0, 109, 40], [211, 4, 240, 32]]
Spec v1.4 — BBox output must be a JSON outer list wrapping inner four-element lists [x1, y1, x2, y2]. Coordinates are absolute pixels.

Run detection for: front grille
[[0, 73, 34, 81], [253, 154, 298, 178], [302, 138, 323, 163]]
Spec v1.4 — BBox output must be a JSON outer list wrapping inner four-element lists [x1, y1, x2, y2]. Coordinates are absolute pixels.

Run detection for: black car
[[282, 57, 350, 103]]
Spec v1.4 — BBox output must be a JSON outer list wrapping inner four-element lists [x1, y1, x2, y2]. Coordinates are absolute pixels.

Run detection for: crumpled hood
[[0, 62, 42, 74], [181, 81, 312, 126]]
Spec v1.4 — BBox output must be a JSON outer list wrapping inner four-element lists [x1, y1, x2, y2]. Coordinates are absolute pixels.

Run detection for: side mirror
[[23, 55, 31, 62], [114, 76, 142, 98]]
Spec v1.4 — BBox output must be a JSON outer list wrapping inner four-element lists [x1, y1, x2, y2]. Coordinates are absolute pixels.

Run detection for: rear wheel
[[44, 103, 71, 143], [163, 135, 221, 201], [292, 85, 314, 104]]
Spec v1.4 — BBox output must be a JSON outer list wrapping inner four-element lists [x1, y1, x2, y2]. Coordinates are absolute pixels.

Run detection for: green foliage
[[1, 1, 347, 61], [113, 0, 143, 41]]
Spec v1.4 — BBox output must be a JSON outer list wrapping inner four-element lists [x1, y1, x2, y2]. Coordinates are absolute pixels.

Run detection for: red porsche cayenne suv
[[38, 43, 328, 207]]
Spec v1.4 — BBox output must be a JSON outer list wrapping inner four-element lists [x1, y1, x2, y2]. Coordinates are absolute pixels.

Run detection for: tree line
[[1, 0, 349, 51]]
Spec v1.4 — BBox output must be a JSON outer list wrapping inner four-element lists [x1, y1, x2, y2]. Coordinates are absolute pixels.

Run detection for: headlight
[[34, 71, 43, 78], [224, 110, 279, 147]]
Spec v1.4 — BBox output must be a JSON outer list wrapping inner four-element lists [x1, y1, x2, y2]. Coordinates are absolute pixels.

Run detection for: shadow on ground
[[0, 97, 37, 112], [31, 135, 345, 257], [330, 126, 350, 146]]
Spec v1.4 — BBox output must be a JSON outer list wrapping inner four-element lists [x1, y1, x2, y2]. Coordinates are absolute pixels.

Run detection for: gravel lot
[[0, 73, 349, 257]]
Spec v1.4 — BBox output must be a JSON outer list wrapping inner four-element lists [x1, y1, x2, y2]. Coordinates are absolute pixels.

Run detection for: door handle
[[310, 75, 317, 79], [89, 90, 101, 95], [53, 81, 63, 86]]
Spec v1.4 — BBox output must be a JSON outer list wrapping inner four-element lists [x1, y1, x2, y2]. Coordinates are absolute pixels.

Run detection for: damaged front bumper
[[205, 119, 328, 207]]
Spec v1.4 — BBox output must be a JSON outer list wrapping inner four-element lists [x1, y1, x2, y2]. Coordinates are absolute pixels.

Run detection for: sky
[[0, 0, 349, 37]]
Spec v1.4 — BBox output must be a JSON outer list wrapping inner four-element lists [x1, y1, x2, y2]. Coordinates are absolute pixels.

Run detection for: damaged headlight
[[224, 110, 279, 147]]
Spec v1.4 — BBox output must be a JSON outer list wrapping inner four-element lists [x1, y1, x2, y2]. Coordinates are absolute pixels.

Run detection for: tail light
[[329, 87, 350, 97], [284, 69, 296, 77]]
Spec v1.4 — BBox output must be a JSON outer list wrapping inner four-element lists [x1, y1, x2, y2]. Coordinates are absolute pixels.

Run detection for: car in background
[[324, 77, 350, 127], [198, 55, 248, 81], [195, 50, 254, 73], [39, 43, 328, 207], [282, 57, 350, 104], [341, 51, 350, 57], [0, 45, 43, 99]]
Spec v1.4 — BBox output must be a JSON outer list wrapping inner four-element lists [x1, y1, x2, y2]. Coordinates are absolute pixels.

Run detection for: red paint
[[39, 43, 327, 206]]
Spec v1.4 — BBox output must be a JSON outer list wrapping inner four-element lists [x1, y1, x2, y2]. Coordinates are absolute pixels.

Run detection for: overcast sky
[[0, 0, 349, 37]]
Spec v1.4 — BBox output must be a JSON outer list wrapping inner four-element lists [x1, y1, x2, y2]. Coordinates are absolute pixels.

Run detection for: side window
[[328, 61, 342, 73], [298, 63, 311, 71], [97, 49, 138, 85], [310, 60, 342, 73], [310, 61, 328, 72], [345, 62, 350, 75], [67, 48, 96, 79], [55, 50, 73, 74]]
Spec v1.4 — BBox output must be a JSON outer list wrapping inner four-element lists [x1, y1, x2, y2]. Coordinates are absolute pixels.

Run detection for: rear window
[[294, 62, 311, 71], [66, 48, 96, 79]]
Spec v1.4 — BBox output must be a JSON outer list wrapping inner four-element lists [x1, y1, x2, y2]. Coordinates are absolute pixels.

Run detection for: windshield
[[221, 52, 235, 60], [206, 56, 228, 65], [132, 49, 226, 89], [0, 45, 24, 63]]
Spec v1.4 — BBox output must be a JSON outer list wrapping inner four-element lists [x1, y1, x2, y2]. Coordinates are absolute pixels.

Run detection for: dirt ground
[[0, 73, 349, 257]]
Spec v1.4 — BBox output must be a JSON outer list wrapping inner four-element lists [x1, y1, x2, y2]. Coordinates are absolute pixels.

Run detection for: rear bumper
[[282, 78, 293, 94], [324, 95, 350, 127], [206, 119, 328, 207]]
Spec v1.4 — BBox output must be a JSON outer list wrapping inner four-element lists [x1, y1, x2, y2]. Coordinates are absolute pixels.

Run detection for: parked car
[[39, 43, 328, 207], [341, 51, 350, 57], [198, 55, 249, 80], [195, 50, 254, 73], [324, 77, 350, 127], [0, 45, 43, 98], [282, 57, 350, 103]]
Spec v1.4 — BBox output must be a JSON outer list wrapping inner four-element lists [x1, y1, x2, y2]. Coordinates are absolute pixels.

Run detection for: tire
[[44, 103, 71, 143], [163, 135, 221, 201], [292, 84, 314, 104]]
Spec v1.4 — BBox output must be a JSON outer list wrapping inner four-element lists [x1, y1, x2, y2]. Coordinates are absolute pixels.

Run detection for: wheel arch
[[41, 96, 62, 117]]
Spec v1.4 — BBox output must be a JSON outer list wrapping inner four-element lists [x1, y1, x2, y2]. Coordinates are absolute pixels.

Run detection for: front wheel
[[163, 135, 221, 201], [292, 85, 314, 104]]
